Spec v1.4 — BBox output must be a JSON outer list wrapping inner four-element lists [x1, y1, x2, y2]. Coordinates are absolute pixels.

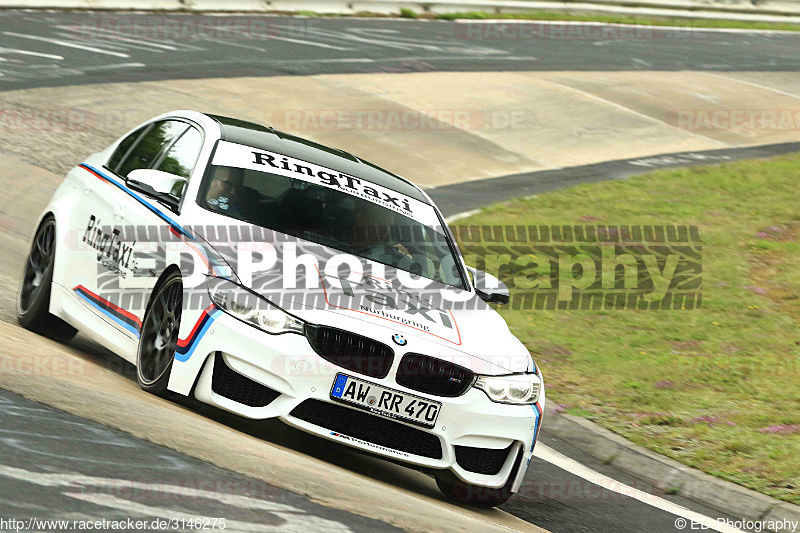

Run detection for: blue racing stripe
[[174, 308, 222, 363], [531, 403, 542, 452], [80, 164, 236, 278], [76, 290, 140, 338]]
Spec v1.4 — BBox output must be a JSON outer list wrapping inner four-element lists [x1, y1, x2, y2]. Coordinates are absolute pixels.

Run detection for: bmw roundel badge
[[392, 334, 407, 346]]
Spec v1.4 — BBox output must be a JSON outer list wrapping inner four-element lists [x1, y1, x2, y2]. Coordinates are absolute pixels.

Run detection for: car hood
[[276, 276, 532, 375], [196, 223, 533, 375]]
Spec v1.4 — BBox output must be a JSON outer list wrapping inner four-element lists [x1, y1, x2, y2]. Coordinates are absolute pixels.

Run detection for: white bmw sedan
[[18, 110, 545, 506]]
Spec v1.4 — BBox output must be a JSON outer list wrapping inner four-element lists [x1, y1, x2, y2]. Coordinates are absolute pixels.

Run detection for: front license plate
[[330, 373, 441, 428]]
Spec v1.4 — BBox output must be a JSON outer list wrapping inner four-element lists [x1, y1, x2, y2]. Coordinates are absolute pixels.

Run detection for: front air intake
[[211, 353, 280, 407], [395, 353, 474, 397], [290, 399, 443, 459], [304, 325, 394, 379], [454, 444, 513, 475]]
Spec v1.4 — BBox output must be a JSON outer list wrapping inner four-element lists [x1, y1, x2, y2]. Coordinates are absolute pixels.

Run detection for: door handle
[[113, 204, 126, 221]]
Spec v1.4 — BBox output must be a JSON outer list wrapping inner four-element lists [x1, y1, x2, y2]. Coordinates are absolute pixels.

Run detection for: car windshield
[[199, 161, 465, 289]]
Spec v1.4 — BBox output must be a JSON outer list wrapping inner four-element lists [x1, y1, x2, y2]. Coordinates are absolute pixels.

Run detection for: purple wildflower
[[758, 424, 800, 435], [743, 286, 767, 295]]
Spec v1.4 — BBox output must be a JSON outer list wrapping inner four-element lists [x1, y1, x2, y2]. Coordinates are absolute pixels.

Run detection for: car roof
[[205, 113, 430, 203]]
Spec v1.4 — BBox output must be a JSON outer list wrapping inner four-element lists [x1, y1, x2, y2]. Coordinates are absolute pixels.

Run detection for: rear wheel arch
[[17, 213, 78, 341]]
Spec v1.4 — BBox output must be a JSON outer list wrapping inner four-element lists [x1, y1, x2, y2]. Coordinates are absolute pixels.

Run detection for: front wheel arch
[[137, 267, 183, 397], [145, 264, 182, 312]]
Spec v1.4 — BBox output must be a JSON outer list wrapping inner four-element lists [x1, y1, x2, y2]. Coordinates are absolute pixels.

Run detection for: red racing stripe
[[74, 285, 142, 329]]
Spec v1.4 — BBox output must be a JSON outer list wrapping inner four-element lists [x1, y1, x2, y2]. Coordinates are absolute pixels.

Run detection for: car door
[[116, 122, 205, 334], [69, 120, 191, 340]]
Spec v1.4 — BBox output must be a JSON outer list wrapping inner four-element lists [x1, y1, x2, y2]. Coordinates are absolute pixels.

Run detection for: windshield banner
[[212, 141, 444, 232]]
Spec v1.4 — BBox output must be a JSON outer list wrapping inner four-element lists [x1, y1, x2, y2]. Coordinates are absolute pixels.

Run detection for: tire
[[137, 271, 183, 397], [435, 448, 522, 507], [17, 216, 78, 342]]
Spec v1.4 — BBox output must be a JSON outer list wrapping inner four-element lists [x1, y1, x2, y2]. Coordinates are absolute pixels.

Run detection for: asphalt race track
[[2, 9, 799, 533], [0, 388, 402, 532], [431, 141, 800, 217], [1, 10, 800, 89]]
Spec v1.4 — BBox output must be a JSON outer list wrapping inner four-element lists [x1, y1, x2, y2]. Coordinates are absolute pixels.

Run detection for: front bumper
[[168, 311, 545, 489]]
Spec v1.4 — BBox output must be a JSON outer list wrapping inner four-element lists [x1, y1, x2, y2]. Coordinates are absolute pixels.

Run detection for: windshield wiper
[[299, 229, 351, 251]]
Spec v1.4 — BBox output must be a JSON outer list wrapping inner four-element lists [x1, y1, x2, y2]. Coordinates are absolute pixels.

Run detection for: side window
[[155, 127, 203, 199], [107, 125, 147, 173], [117, 120, 188, 179]]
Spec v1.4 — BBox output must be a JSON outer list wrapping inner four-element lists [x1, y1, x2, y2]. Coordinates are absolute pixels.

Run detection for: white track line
[[53, 29, 172, 53], [80, 63, 146, 72], [445, 209, 481, 224], [62, 25, 179, 51], [200, 37, 266, 52], [3, 31, 130, 58], [267, 35, 353, 51], [226, 27, 354, 51], [534, 443, 745, 533], [0, 46, 63, 60], [293, 58, 374, 63], [51, 32, 154, 55], [702, 72, 800, 99], [557, 82, 670, 124], [545, 80, 730, 147]]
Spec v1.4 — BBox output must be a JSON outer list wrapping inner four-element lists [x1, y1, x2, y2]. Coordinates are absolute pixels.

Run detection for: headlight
[[474, 374, 541, 405], [207, 277, 304, 335]]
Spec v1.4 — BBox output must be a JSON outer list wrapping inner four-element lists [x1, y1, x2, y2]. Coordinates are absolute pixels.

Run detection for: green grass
[[399, 8, 419, 19], [453, 154, 800, 504], [433, 10, 800, 31], [232, 7, 800, 31]]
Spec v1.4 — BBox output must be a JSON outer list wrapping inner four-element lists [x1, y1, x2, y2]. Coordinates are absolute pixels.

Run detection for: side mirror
[[127, 169, 186, 210], [466, 266, 510, 305]]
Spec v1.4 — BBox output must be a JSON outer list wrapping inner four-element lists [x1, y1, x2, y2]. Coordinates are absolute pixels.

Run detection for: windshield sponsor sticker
[[318, 271, 462, 345], [211, 141, 443, 232]]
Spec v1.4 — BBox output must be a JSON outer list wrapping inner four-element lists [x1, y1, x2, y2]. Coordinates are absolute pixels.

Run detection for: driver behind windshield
[[206, 166, 245, 216], [349, 203, 414, 263], [199, 165, 461, 287]]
